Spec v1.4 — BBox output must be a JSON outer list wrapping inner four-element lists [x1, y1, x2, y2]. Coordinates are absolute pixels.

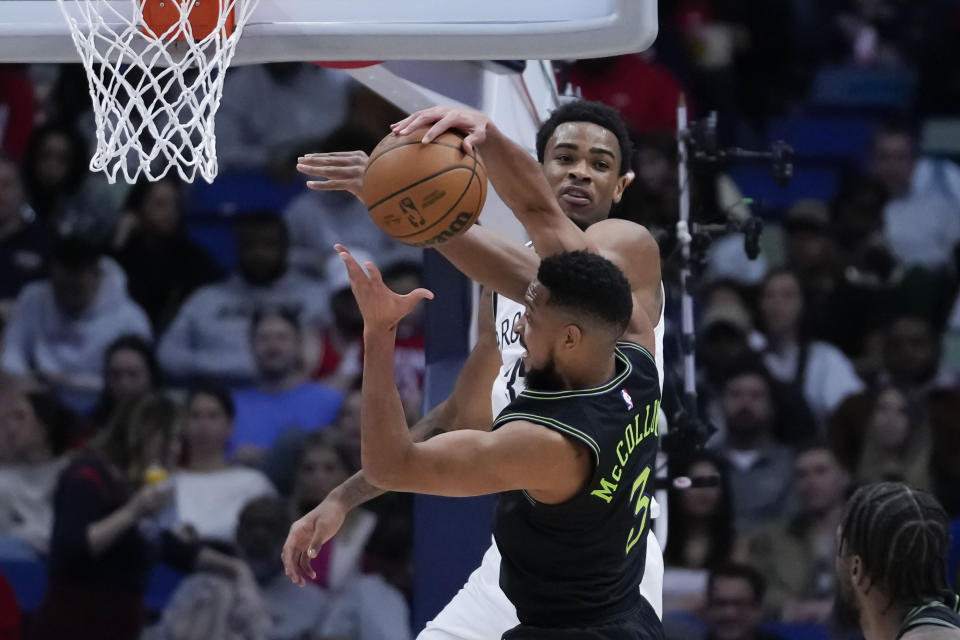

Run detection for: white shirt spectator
[[174, 467, 276, 543], [157, 270, 329, 385], [217, 64, 352, 171], [1, 257, 151, 413], [284, 190, 419, 277], [764, 341, 865, 426]]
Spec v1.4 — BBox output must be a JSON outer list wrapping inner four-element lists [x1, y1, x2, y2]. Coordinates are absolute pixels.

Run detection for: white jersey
[[490, 282, 666, 417]]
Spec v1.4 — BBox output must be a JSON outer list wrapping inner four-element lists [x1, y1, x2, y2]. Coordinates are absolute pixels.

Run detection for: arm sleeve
[[48, 467, 105, 570]]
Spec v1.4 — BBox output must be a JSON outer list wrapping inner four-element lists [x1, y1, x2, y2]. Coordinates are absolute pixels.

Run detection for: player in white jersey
[[284, 100, 666, 638]]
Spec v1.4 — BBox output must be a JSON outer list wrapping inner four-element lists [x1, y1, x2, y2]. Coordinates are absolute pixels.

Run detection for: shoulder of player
[[585, 219, 657, 255], [585, 219, 660, 284], [901, 627, 960, 640], [490, 418, 592, 459]]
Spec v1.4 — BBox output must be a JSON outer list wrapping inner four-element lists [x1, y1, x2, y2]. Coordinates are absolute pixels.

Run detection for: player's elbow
[[362, 447, 413, 490]]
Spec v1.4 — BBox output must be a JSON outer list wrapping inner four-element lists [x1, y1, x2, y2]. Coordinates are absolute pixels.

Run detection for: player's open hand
[[335, 243, 434, 332], [392, 106, 491, 154], [281, 496, 348, 587], [296, 150, 368, 200]]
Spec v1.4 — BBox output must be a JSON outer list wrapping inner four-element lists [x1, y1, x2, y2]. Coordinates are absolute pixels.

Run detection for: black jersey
[[491, 341, 662, 630], [897, 594, 960, 639]]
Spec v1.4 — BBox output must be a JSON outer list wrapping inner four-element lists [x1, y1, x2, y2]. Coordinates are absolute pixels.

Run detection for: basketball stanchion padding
[[56, 0, 260, 184]]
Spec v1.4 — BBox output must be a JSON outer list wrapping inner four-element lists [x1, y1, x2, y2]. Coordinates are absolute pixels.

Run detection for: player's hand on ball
[[281, 498, 348, 587], [392, 106, 491, 154], [335, 243, 434, 331], [296, 150, 368, 200]]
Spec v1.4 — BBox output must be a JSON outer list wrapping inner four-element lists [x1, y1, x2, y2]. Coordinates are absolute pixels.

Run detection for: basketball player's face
[[834, 528, 864, 627], [542, 122, 629, 230], [516, 281, 564, 391]]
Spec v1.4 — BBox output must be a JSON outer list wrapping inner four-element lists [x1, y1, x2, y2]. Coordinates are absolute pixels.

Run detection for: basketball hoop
[[57, 0, 260, 183]]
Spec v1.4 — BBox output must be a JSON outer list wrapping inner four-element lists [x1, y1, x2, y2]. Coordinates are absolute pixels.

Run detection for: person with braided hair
[[835, 482, 960, 640]]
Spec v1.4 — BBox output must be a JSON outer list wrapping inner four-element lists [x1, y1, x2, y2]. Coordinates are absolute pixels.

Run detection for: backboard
[[0, 0, 657, 63]]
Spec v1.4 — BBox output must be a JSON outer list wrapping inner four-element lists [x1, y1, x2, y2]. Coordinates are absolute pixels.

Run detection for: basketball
[[362, 127, 487, 247]]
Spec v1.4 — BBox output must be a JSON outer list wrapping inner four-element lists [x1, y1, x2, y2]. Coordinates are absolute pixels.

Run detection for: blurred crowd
[[1, 0, 960, 638]]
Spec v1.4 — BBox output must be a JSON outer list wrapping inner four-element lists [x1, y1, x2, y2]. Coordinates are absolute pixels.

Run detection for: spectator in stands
[[287, 125, 419, 278], [780, 201, 841, 323], [758, 268, 863, 427], [1, 236, 152, 414], [383, 261, 427, 413], [0, 389, 72, 561], [830, 386, 930, 489], [231, 308, 343, 463], [682, 564, 783, 640], [313, 250, 372, 387], [0, 154, 48, 325], [21, 123, 118, 244], [217, 63, 352, 177], [292, 431, 377, 591], [928, 388, 960, 518], [31, 393, 241, 639], [175, 384, 275, 544], [868, 121, 960, 271], [879, 313, 957, 400], [0, 65, 36, 160], [744, 443, 850, 623], [158, 210, 328, 386], [87, 335, 161, 435], [112, 176, 221, 331], [335, 378, 363, 472], [716, 361, 795, 531], [663, 451, 737, 613]]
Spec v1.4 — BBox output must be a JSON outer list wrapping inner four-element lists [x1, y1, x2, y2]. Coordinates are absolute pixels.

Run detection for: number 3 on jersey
[[625, 466, 652, 555]]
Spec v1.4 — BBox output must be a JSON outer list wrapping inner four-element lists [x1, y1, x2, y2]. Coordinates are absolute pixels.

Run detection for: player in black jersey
[[835, 482, 960, 640], [334, 243, 663, 640]]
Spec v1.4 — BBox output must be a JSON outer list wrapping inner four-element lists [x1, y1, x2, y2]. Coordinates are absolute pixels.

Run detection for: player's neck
[[859, 592, 908, 640], [258, 370, 305, 393], [767, 329, 798, 352], [563, 352, 617, 390]]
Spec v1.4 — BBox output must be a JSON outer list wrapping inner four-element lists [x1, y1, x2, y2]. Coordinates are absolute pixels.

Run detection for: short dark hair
[[708, 563, 766, 604], [187, 381, 236, 420], [51, 235, 101, 271], [839, 482, 950, 608], [873, 118, 918, 146], [235, 209, 288, 242], [720, 357, 774, 395], [250, 306, 301, 335], [536, 250, 632, 335], [123, 175, 183, 216], [536, 100, 634, 175], [104, 334, 162, 388], [299, 429, 356, 475]]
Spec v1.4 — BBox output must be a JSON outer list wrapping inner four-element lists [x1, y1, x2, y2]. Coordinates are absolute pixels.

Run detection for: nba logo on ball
[[621, 389, 633, 410]]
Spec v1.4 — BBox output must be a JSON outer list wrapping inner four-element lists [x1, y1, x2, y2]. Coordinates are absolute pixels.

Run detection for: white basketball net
[[56, 0, 260, 183]]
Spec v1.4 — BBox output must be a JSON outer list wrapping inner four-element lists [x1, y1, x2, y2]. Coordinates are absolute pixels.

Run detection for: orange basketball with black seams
[[362, 128, 487, 247]]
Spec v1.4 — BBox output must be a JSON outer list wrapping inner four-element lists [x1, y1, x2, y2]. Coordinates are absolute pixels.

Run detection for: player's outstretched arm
[[281, 290, 501, 586]]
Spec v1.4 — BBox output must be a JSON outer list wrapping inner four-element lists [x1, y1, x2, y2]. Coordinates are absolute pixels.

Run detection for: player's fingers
[[281, 537, 304, 586], [305, 150, 367, 159], [364, 262, 383, 285], [298, 156, 364, 169], [462, 132, 483, 155], [422, 113, 459, 145], [297, 164, 360, 178], [297, 549, 316, 581], [392, 107, 442, 132], [306, 179, 355, 192], [337, 247, 371, 284], [407, 287, 435, 302]]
